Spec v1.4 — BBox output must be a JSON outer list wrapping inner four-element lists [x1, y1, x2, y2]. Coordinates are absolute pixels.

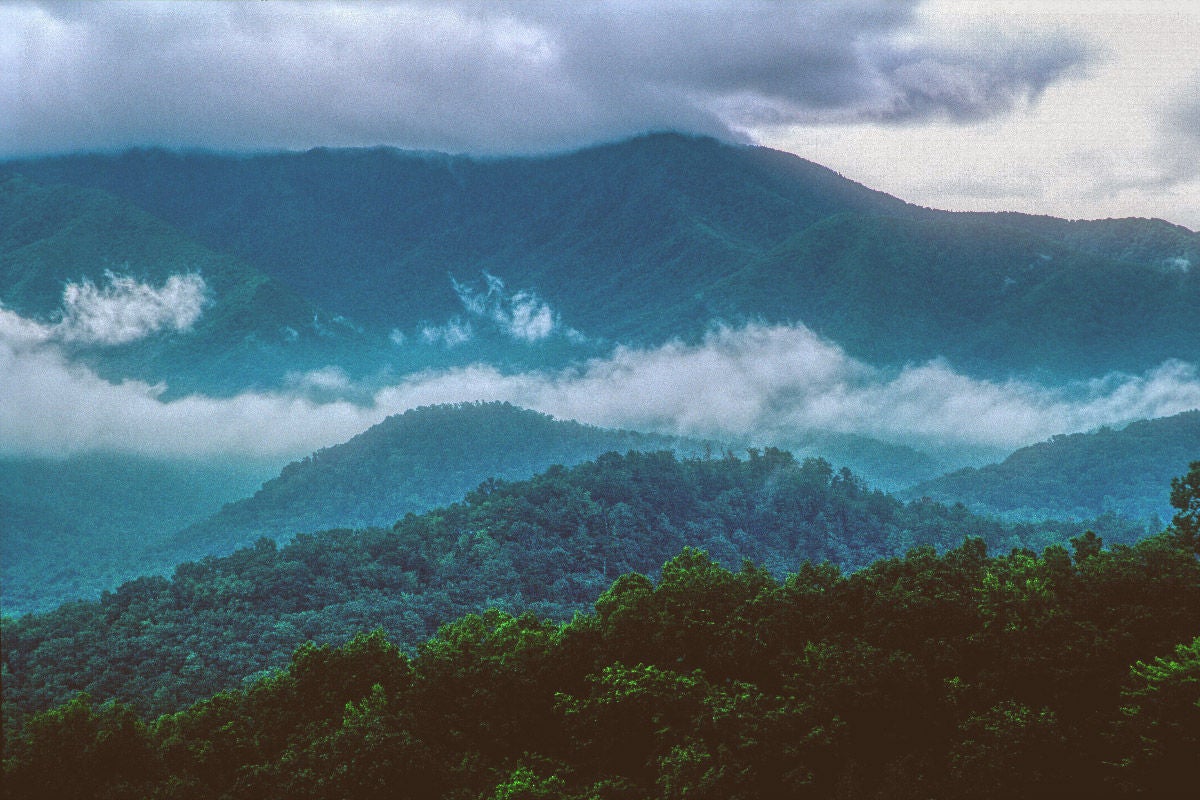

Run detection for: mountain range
[[4, 133, 1197, 393], [1, 132, 1196, 615], [4, 2, 1200, 785], [0, 403, 706, 615]]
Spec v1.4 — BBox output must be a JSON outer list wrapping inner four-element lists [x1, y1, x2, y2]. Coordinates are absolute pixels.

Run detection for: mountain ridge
[[905, 410, 1200, 520], [5, 133, 1196, 385]]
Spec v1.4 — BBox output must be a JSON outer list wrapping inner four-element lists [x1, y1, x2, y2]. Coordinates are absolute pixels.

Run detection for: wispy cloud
[[452, 272, 569, 342], [2, 318, 1196, 462], [419, 317, 473, 348], [1, 271, 207, 347]]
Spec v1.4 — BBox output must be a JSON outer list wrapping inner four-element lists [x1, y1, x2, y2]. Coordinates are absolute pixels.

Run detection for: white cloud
[[758, 1, 1200, 229], [0, 271, 207, 347], [3, 318, 1197, 462], [452, 272, 566, 342], [419, 317, 473, 347], [55, 271, 207, 345]]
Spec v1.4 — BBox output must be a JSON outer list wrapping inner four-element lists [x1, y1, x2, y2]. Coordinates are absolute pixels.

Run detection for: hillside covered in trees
[[906, 410, 1200, 521], [6, 135, 1197, 390], [167, 403, 707, 563], [3, 462, 1198, 799], [0, 404, 706, 616], [2, 449, 1148, 739]]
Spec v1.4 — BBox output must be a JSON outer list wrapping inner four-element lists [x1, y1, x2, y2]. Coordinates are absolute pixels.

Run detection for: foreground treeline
[[2, 450, 1144, 733], [2, 463, 1197, 799], [4, 524, 1199, 798]]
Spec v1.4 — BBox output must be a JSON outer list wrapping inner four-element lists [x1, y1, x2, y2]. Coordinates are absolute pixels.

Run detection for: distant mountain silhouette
[[904, 410, 1200, 521]]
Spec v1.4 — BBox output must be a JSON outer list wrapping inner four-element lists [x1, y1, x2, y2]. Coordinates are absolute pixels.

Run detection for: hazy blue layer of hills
[[166, 402, 711, 563], [0, 455, 273, 616], [2, 447, 1145, 733], [3, 134, 1197, 611], [904, 410, 1200, 521], [4, 134, 1197, 387], [0, 404, 708, 615]]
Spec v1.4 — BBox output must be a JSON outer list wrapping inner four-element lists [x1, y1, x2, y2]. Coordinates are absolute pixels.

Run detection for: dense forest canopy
[[2, 451, 1158, 745], [0, 403, 708, 616], [3, 461, 1198, 799], [169, 402, 710, 563]]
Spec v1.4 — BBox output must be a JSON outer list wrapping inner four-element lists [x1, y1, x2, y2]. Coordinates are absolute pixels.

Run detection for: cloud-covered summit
[[0, 1, 1091, 157]]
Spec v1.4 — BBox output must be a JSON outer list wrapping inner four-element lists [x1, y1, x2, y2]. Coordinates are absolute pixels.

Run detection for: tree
[[1110, 637, 1200, 795], [1169, 461, 1200, 553]]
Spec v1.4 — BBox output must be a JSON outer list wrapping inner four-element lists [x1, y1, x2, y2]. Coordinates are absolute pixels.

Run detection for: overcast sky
[[2, 0, 1197, 228]]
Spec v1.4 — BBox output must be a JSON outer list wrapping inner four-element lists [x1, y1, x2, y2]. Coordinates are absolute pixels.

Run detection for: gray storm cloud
[[2, 316, 1197, 462], [0, 1, 1092, 156]]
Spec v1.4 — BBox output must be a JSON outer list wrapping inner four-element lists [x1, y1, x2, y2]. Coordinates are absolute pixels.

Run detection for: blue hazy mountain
[[0, 174, 386, 395], [0, 403, 709, 615], [0, 454, 273, 615], [5, 133, 1196, 386], [904, 410, 1200, 521]]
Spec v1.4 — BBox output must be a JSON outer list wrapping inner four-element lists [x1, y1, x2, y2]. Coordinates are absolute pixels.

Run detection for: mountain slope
[[904, 410, 1200, 520], [0, 455, 272, 615], [711, 211, 1199, 377], [0, 404, 707, 615], [167, 402, 708, 562], [6, 134, 1196, 381], [1, 135, 904, 345], [0, 174, 382, 395], [2, 447, 1145, 732]]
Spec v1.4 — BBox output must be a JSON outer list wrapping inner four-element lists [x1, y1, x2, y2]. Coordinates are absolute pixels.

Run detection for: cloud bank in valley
[[3, 313, 1198, 463]]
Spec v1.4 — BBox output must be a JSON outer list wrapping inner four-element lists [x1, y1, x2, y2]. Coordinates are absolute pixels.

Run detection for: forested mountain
[[2, 448, 1147, 741], [906, 410, 1200, 521], [0, 404, 704, 616], [0, 174, 381, 395], [4, 463, 1197, 799], [4, 134, 1197, 385], [166, 402, 708, 562]]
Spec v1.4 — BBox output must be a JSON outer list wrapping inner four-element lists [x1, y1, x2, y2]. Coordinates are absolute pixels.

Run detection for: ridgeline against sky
[[2, 1, 1198, 228]]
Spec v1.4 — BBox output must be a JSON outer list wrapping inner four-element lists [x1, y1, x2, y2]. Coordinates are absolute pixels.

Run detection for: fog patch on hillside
[[1, 271, 207, 348]]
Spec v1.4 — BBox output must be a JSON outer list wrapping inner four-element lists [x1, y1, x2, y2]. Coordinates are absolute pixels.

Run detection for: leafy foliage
[[4, 512, 1198, 798], [2, 448, 1144, 744]]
